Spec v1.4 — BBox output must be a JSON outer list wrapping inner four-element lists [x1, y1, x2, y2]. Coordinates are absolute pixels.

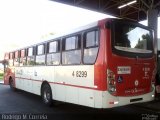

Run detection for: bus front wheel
[[9, 78, 16, 91], [41, 83, 53, 106]]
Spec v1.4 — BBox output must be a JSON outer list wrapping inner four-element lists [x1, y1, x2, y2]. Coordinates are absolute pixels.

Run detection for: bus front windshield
[[113, 21, 153, 56]]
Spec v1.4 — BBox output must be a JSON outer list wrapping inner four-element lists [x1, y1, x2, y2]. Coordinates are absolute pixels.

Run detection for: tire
[[41, 83, 53, 106], [9, 78, 16, 91]]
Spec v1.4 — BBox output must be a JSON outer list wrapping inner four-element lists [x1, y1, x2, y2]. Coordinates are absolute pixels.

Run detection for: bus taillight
[[107, 69, 116, 94]]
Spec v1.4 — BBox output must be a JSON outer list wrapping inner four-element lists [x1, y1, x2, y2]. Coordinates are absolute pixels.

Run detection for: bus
[[3, 18, 156, 108]]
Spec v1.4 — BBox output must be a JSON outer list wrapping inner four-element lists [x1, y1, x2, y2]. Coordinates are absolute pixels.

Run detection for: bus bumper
[[100, 85, 155, 108]]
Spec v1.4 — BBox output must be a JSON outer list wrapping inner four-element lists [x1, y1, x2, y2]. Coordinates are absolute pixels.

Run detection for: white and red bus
[[3, 18, 156, 108]]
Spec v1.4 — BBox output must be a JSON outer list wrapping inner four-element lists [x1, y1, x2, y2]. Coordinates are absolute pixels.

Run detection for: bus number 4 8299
[[72, 71, 87, 77]]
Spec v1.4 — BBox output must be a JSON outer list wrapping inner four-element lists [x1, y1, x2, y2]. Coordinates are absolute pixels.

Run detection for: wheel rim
[[43, 89, 51, 103]]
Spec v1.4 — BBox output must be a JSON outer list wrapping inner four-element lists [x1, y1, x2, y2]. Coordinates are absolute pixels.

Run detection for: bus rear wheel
[[41, 84, 53, 106]]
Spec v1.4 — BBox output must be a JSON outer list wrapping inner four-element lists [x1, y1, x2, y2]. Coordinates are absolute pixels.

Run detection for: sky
[[0, 0, 159, 60], [0, 0, 110, 59]]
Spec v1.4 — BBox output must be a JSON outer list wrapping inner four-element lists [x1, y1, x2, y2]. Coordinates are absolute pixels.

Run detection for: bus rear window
[[111, 20, 153, 58], [113, 22, 153, 54]]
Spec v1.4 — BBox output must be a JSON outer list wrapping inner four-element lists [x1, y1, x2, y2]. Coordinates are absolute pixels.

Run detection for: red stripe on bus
[[15, 77, 98, 90]]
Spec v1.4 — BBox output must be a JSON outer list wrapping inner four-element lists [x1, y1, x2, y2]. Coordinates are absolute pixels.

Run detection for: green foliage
[[135, 34, 150, 49], [0, 73, 3, 76], [0, 73, 3, 80]]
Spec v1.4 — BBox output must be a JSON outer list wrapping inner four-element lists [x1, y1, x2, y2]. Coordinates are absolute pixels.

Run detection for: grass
[[0, 76, 3, 80], [0, 73, 3, 80]]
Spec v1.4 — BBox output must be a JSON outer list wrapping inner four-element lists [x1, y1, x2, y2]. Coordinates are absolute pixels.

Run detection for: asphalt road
[[0, 84, 159, 120]]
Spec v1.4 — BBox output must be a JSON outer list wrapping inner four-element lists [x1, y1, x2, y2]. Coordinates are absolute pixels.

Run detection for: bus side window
[[9, 52, 14, 66], [20, 49, 27, 66], [62, 35, 81, 65], [47, 41, 60, 65], [14, 51, 19, 67], [27, 47, 35, 66], [35, 44, 45, 65], [83, 30, 99, 64]]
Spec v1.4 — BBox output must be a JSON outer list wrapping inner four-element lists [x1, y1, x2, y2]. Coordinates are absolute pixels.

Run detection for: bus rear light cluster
[[108, 79, 116, 85], [107, 69, 116, 94]]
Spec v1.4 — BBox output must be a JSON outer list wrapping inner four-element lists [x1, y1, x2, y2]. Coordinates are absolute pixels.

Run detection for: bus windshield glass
[[113, 21, 153, 54]]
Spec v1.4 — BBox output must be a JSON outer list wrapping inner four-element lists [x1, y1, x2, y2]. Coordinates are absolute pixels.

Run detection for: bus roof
[[7, 20, 100, 53]]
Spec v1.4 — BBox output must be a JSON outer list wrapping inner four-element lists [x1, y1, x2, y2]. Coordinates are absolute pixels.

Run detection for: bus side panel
[[24, 67, 32, 93], [66, 86, 78, 104], [15, 65, 97, 108], [15, 66, 54, 95], [32, 66, 54, 95], [15, 67, 32, 92], [15, 67, 23, 90], [94, 90, 103, 108], [54, 66, 95, 88], [53, 84, 66, 102], [54, 65, 95, 106], [78, 88, 94, 107]]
